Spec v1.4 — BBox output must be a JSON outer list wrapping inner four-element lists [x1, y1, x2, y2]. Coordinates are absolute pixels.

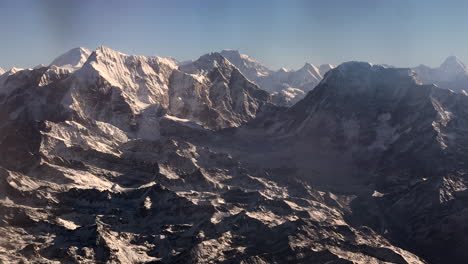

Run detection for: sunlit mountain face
[[2, 1, 468, 263], [1, 46, 468, 264]]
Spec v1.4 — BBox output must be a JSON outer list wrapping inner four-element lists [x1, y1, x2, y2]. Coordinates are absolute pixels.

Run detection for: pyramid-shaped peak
[[301, 63, 319, 71], [440, 55, 466, 72], [50, 47, 92, 70], [443, 55, 462, 63], [298, 63, 321, 78]]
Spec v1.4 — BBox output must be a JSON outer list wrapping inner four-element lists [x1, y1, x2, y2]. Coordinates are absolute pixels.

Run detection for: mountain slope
[[244, 62, 468, 263], [0, 49, 429, 263], [174, 52, 270, 128]]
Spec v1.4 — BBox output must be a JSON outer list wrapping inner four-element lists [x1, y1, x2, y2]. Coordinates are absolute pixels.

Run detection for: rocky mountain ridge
[[1, 47, 468, 263], [219, 49, 335, 105]]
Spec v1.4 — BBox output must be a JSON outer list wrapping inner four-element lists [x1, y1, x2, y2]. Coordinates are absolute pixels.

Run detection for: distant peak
[[73, 47, 91, 53], [323, 61, 415, 85], [220, 49, 249, 62], [440, 55, 466, 71], [9, 67, 24, 73], [219, 49, 259, 63], [319, 64, 335, 70], [318, 64, 335, 75], [179, 52, 233, 74], [445, 55, 461, 61], [66, 47, 92, 57], [220, 49, 241, 56], [301, 62, 318, 71], [299, 63, 321, 76], [336, 61, 374, 71], [199, 52, 227, 63], [50, 47, 92, 70]]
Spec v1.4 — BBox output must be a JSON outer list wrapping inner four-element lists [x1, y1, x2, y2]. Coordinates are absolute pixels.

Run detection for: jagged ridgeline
[[1, 47, 468, 263]]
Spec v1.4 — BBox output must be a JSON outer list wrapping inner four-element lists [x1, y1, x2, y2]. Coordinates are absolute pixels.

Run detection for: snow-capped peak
[[0, 67, 4, 75], [299, 63, 322, 78], [219, 49, 272, 79], [440, 55, 467, 75], [179, 52, 233, 75], [301, 62, 318, 71], [7, 67, 24, 74], [50, 47, 91, 71], [412, 56, 468, 92], [318, 64, 335, 76]]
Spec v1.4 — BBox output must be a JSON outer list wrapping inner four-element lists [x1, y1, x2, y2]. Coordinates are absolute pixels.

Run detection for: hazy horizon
[[1, 0, 468, 70]]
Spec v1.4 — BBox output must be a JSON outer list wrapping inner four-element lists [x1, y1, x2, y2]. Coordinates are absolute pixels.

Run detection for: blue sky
[[1, 0, 468, 70]]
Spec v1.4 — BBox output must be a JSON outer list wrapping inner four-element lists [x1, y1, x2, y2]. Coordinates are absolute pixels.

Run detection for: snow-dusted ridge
[[2, 48, 468, 263], [219, 49, 335, 106]]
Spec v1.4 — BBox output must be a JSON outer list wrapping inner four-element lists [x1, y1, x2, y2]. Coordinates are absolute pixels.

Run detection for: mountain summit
[[439, 55, 467, 75], [413, 55, 468, 92], [50, 47, 92, 71], [219, 49, 273, 80]]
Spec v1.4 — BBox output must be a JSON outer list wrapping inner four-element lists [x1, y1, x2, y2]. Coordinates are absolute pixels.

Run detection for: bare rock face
[[1, 48, 467, 263]]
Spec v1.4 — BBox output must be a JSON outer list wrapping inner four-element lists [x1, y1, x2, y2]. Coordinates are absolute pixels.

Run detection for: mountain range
[[219, 49, 334, 105], [1, 47, 468, 263], [413, 56, 468, 93]]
